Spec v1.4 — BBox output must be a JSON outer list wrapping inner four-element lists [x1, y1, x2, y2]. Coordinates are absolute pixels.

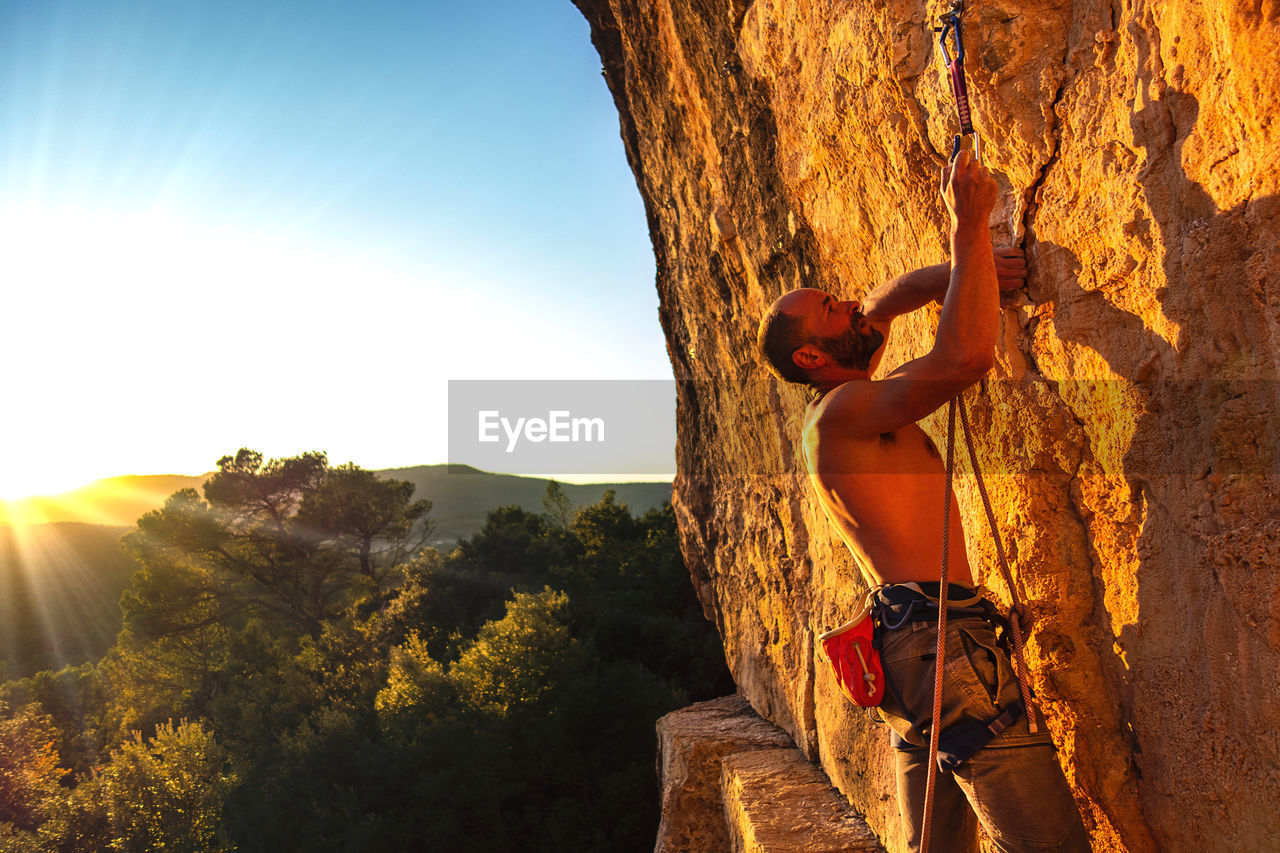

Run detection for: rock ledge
[[656, 695, 883, 853]]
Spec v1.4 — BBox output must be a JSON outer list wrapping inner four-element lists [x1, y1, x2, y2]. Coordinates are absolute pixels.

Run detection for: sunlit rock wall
[[572, 1, 1280, 850]]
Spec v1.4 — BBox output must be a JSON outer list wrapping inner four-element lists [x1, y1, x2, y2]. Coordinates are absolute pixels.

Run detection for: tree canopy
[[0, 452, 731, 852], [121, 449, 430, 642]]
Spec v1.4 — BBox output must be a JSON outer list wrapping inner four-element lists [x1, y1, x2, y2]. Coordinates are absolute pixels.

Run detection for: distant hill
[[0, 473, 210, 527], [378, 464, 673, 545], [0, 465, 671, 542], [0, 466, 672, 679]]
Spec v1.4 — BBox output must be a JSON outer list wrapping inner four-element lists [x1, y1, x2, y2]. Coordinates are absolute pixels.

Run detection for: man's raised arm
[[863, 251, 1026, 327], [862, 262, 951, 322], [815, 150, 1005, 437], [931, 149, 1000, 372]]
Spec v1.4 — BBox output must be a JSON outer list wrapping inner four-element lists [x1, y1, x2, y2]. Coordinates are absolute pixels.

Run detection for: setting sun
[[0, 0, 663, 498], [0, 472, 207, 525], [0, 473, 101, 504]]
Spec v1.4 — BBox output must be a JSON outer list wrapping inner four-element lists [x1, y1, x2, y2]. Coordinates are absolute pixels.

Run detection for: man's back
[[803, 383, 974, 586]]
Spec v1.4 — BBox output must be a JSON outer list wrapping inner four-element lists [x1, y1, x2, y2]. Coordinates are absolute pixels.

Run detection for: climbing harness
[[819, 579, 997, 710], [872, 581, 1027, 765]]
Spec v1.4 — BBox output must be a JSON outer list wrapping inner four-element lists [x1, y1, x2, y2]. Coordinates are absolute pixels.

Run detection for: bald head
[[756, 287, 884, 384], [756, 288, 826, 384]]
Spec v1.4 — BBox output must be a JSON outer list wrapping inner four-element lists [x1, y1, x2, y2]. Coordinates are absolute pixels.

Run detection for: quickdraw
[[935, 0, 977, 162]]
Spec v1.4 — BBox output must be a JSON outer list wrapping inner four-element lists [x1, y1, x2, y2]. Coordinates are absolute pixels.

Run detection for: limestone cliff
[[571, 1, 1280, 850]]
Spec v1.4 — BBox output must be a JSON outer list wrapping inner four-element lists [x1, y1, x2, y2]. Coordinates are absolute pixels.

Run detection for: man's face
[[783, 289, 884, 373], [820, 321, 884, 371]]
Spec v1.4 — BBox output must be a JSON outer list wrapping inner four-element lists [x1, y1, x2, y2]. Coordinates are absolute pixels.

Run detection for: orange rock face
[[573, 1, 1280, 850]]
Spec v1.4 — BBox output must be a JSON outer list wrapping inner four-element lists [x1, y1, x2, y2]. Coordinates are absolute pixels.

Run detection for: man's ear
[[792, 345, 825, 372]]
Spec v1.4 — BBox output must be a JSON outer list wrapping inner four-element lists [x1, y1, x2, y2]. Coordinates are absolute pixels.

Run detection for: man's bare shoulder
[[804, 379, 880, 442]]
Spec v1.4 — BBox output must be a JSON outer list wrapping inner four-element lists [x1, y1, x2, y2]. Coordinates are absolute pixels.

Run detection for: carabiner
[[936, 1, 966, 68]]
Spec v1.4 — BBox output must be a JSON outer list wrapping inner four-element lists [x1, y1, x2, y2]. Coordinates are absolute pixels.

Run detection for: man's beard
[[817, 315, 884, 372]]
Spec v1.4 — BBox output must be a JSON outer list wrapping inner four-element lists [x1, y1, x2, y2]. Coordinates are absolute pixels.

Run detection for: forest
[[0, 450, 732, 852]]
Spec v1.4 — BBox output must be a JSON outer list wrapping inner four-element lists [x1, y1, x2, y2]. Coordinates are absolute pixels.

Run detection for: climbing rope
[[918, 396, 958, 853], [919, 3, 973, 843], [917, 3, 1042, 851], [921, 394, 1043, 853], [959, 398, 1039, 735]]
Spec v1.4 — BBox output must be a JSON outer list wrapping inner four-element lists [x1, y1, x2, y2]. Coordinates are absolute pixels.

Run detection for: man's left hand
[[995, 246, 1027, 291]]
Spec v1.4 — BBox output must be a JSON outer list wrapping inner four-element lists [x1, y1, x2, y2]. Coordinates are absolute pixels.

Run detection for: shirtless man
[[755, 150, 1089, 852]]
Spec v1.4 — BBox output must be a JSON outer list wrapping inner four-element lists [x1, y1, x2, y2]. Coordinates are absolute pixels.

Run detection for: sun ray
[[0, 521, 123, 680]]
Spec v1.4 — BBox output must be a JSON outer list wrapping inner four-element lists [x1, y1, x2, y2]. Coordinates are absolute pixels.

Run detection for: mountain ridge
[[1, 464, 673, 540]]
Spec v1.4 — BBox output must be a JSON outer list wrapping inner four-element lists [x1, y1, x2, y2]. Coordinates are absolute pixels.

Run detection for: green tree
[[570, 489, 640, 575], [90, 720, 237, 852], [93, 614, 235, 745], [0, 712, 236, 853], [375, 632, 452, 729], [296, 462, 432, 585], [122, 449, 430, 642], [0, 701, 64, 836], [1, 467, 730, 852], [541, 480, 577, 528], [454, 505, 580, 579], [450, 587, 583, 717], [369, 550, 514, 663], [0, 664, 109, 780]]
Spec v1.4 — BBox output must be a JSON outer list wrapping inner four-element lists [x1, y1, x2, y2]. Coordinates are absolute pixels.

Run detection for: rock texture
[[655, 695, 882, 852], [572, 1, 1280, 851], [722, 748, 884, 852], [655, 695, 795, 852]]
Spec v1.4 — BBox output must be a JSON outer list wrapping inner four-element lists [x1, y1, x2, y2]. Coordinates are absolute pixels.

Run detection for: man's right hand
[[940, 149, 998, 229]]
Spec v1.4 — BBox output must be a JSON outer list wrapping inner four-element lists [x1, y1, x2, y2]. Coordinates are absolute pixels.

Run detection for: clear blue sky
[[0, 0, 671, 496]]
